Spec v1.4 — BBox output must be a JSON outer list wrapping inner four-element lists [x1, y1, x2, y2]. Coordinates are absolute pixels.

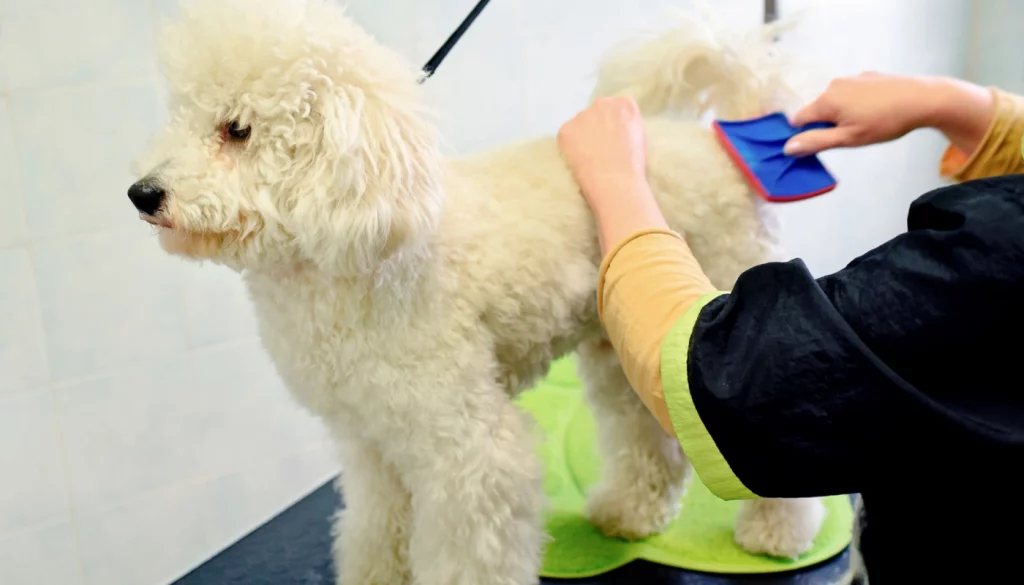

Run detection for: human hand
[[558, 96, 668, 254], [557, 96, 649, 209], [785, 72, 993, 157], [784, 72, 943, 156]]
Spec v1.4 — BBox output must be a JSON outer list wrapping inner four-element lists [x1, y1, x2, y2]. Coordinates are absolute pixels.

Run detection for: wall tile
[[203, 444, 337, 551], [8, 81, 163, 240], [0, 0, 156, 92], [54, 358, 204, 514], [517, 0, 635, 137], [0, 248, 48, 395], [970, 0, 1024, 92], [152, 0, 181, 19], [182, 264, 258, 349], [0, 99, 29, 248], [76, 482, 211, 585], [191, 341, 330, 474], [0, 390, 69, 535], [417, 0, 528, 155], [31, 228, 188, 382], [0, 521, 82, 585], [343, 0, 420, 61]]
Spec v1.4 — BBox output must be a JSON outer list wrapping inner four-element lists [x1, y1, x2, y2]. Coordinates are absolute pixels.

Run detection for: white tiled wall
[[0, 0, 336, 583], [0, 0, 971, 583], [968, 0, 1024, 92]]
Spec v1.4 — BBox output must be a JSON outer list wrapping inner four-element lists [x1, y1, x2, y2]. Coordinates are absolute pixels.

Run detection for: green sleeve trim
[[660, 291, 759, 501]]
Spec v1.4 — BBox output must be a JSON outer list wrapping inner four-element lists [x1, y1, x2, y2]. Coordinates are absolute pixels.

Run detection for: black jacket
[[687, 175, 1024, 583]]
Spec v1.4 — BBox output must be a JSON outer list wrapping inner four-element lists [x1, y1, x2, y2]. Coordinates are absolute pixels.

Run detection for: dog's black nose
[[128, 180, 165, 216]]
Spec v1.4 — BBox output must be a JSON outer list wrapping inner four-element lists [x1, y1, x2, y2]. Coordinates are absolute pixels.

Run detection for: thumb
[[784, 126, 852, 157]]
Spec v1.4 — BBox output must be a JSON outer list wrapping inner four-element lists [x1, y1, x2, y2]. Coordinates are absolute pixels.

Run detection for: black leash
[[419, 0, 493, 83]]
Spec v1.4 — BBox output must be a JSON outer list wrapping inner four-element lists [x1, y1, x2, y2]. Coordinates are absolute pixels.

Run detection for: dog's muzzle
[[128, 179, 166, 217]]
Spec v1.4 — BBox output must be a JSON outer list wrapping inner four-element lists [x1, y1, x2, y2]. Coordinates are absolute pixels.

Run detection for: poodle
[[128, 1, 826, 583]]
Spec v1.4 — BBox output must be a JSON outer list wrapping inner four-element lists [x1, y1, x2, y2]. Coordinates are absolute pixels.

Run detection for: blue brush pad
[[715, 113, 837, 201]]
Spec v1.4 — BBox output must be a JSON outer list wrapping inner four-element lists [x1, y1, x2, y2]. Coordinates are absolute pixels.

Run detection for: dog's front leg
[[333, 440, 413, 585], [383, 380, 545, 585]]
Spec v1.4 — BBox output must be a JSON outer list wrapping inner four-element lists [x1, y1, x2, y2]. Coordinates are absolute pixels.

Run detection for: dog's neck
[[242, 239, 438, 326]]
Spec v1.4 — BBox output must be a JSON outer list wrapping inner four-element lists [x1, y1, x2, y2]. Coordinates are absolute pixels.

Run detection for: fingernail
[[783, 141, 804, 156]]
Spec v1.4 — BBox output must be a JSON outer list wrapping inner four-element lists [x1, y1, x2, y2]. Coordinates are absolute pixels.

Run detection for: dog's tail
[[590, 8, 808, 121]]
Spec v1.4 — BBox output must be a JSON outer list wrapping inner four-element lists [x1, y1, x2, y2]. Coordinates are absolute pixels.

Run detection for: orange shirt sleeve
[[940, 88, 1024, 181], [596, 229, 718, 435]]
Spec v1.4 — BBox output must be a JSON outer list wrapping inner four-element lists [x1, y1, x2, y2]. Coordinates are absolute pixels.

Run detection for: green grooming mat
[[515, 358, 854, 578]]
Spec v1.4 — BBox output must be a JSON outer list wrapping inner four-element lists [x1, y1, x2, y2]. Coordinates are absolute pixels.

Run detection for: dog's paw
[[733, 497, 826, 559], [585, 483, 683, 541]]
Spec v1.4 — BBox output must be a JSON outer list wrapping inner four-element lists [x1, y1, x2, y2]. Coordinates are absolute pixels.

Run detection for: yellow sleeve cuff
[[660, 293, 759, 500], [940, 87, 1024, 181], [596, 228, 716, 436]]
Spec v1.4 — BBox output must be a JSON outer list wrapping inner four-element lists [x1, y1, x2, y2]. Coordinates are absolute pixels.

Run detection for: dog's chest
[[243, 274, 409, 418]]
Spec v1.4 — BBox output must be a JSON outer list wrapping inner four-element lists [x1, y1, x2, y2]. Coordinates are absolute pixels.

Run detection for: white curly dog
[[129, 1, 826, 583]]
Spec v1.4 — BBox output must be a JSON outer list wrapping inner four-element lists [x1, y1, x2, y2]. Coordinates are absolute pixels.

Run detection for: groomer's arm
[[596, 177, 1024, 503], [939, 87, 1024, 180], [562, 97, 1024, 503], [558, 97, 720, 434], [781, 73, 1020, 180], [591, 179, 719, 435]]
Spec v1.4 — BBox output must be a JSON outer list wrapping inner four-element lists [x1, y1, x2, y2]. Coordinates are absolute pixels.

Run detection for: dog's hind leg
[[733, 496, 826, 559], [333, 440, 412, 585], [576, 338, 690, 540]]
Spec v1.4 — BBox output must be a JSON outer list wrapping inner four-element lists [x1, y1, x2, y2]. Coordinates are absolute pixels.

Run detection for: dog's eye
[[226, 121, 251, 141]]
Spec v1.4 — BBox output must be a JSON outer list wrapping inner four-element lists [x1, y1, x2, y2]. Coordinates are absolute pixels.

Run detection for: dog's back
[[433, 13, 796, 393]]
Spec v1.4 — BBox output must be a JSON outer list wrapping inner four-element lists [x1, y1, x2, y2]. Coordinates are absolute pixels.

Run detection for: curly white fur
[[132, 1, 829, 583]]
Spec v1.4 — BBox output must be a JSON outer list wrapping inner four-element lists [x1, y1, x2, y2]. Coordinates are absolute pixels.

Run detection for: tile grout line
[[162, 441, 341, 585], [4, 93, 81, 581], [0, 65, 165, 252], [3, 74, 162, 99], [0, 439, 336, 578], [45, 334, 265, 394], [68, 439, 338, 527], [0, 223, 166, 252], [18, 185, 87, 581], [47, 389, 89, 585], [0, 93, 32, 251]]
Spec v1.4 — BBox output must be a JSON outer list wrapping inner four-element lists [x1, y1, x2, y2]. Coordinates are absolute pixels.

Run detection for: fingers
[[787, 89, 841, 155], [784, 127, 854, 157], [789, 94, 837, 129]]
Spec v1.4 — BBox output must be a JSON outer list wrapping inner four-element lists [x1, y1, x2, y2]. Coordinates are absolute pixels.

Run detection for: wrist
[[589, 178, 659, 226], [588, 184, 671, 256], [921, 77, 995, 152], [584, 175, 653, 217]]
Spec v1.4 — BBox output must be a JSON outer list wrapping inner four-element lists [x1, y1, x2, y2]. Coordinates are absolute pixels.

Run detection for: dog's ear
[[284, 83, 443, 276]]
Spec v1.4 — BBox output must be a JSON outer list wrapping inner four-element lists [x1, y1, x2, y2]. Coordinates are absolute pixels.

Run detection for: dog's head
[[130, 0, 443, 275]]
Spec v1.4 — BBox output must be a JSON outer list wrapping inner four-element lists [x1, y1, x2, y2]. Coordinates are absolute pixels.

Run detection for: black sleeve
[[688, 175, 1024, 498]]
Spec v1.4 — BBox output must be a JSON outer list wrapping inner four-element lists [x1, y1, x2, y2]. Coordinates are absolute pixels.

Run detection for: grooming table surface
[[173, 480, 852, 585]]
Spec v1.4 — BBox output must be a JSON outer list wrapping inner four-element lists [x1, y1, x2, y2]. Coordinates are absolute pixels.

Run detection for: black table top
[[173, 480, 851, 585]]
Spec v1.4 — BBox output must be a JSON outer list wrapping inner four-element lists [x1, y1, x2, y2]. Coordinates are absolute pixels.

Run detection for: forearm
[[589, 181, 717, 435], [590, 178, 670, 255]]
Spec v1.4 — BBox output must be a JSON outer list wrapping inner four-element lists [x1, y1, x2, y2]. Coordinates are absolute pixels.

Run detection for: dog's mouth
[[139, 213, 174, 229]]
